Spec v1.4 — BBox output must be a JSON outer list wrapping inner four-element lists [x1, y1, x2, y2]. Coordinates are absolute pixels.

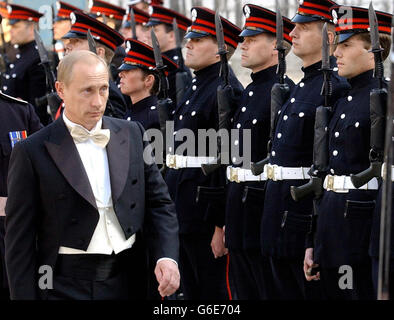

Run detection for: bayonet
[[87, 29, 97, 54], [369, 2, 384, 87], [215, 10, 229, 85], [320, 23, 333, 108], [276, 5, 286, 84], [151, 29, 168, 98], [34, 29, 55, 92], [173, 18, 181, 51], [130, 8, 137, 40]]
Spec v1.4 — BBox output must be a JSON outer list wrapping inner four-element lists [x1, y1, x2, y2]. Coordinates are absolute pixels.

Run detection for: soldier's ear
[[96, 47, 106, 60]]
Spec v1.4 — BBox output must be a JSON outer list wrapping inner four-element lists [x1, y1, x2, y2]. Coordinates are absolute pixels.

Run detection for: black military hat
[[185, 7, 242, 49], [292, 0, 337, 23], [129, 0, 163, 5], [54, 1, 80, 22], [146, 4, 192, 32], [330, 5, 393, 43], [240, 4, 294, 44], [62, 10, 124, 51], [88, 0, 126, 22], [119, 38, 178, 74], [122, 5, 150, 28], [6, 3, 43, 25]]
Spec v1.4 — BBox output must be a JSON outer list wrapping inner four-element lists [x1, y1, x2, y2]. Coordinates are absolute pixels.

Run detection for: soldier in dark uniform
[[119, 5, 150, 43], [306, 6, 392, 300], [62, 10, 128, 119], [88, 0, 128, 82], [53, 1, 80, 61], [2, 4, 49, 125], [0, 92, 42, 300], [118, 38, 178, 130], [145, 4, 192, 109], [164, 7, 243, 300], [259, 0, 349, 300], [224, 4, 295, 300]]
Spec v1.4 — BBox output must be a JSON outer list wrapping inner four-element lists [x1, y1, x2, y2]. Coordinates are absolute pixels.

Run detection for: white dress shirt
[[59, 114, 135, 255]]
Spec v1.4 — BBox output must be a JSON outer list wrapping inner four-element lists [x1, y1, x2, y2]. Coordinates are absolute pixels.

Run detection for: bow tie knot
[[70, 126, 110, 148]]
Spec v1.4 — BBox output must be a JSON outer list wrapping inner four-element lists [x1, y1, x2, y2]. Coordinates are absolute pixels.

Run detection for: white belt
[[323, 175, 379, 193], [0, 197, 6, 216], [381, 164, 394, 182], [226, 166, 267, 183], [262, 164, 310, 181], [166, 154, 216, 169]]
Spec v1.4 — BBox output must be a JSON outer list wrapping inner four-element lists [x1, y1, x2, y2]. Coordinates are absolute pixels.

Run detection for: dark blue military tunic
[[124, 95, 159, 131], [314, 70, 381, 268], [165, 61, 243, 234], [162, 48, 192, 111], [0, 92, 42, 298], [261, 57, 349, 259], [1, 41, 49, 125], [225, 65, 294, 251]]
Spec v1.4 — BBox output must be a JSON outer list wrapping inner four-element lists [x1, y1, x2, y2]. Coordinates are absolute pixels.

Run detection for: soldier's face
[[57, 60, 109, 131], [119, 68, 150, 97], [152, 24, 174, 52], [10, 21, 34, 45], [64, 38, 89, 54], [185, 37, 220, 71], [120, 25, 151, 44], [241, 33, 278, 72], [53, 20, 72, 41], [289, 22, 322, 63], [334, 36, 374, 79]]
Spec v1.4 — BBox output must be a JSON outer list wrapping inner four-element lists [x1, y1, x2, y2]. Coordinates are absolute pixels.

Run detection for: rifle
[[201, 11, 237, 176], [173, 18, 190, 104], [151, 30, 173, 174], [377, 14, 393, 301], [34, 29, 62, 120], [250, 6, 291, 176], [351, 3, 388, 188], [290, 23, 333, 201]]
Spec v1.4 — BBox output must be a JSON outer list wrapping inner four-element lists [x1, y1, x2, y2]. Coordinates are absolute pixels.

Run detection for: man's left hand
[[154, 259, 180, 297]]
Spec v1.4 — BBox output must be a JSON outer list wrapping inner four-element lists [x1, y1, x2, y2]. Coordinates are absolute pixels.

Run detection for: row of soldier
[[0, 0, 393, 300]]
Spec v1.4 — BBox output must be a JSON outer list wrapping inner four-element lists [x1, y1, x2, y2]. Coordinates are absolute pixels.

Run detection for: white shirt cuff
[[156, 257, 178, 266]]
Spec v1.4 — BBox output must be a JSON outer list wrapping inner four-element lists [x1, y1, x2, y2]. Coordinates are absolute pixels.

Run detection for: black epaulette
[[0, 91, 28, 105]]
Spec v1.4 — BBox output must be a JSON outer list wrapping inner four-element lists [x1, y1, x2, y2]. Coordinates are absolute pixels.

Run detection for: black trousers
[[269, 257, 323, 300], [47, 245, 147, 300], [229, 248, 276, 300], [320, 262, 374, 300], [0, 216, 9, 300], [179, 233, 230, 300]]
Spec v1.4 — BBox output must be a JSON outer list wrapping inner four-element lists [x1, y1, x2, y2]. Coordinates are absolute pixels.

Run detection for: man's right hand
[[304, 248, 320, 281]]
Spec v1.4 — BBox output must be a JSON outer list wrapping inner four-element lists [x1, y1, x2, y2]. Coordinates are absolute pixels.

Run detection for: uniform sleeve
[[27, 103, 43, 134], [26, 62, 49, 124], [5, 141, 40, 299]]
